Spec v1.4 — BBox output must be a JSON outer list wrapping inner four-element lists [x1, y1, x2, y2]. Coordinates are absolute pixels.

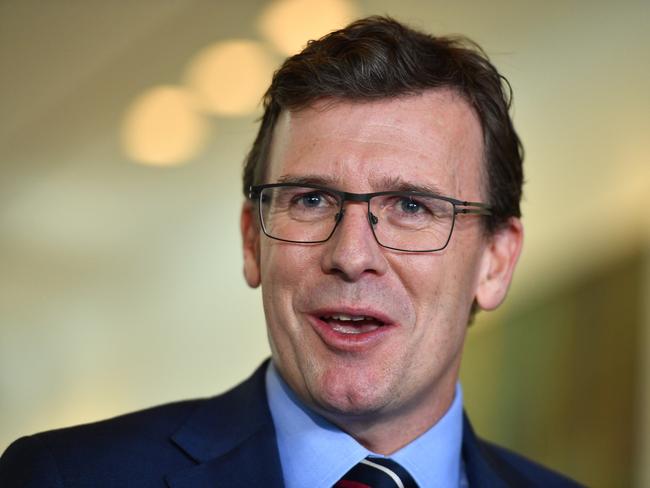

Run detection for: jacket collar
[[165, 361, 284, 487], [462, 412, 530, 487], [163, 360, 523, 488]]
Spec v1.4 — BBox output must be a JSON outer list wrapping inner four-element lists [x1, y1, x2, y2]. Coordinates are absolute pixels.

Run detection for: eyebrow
[[372, 175, 446, 196], [275, 174, 447, 196], [276, 174, 339, 187]]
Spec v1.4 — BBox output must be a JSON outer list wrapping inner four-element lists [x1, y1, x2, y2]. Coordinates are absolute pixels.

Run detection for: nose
[[320, 202, 388, 281]]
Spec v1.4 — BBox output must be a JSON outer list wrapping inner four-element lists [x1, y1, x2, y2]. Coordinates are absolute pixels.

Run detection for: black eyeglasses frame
[[248, 183, 492, 252]]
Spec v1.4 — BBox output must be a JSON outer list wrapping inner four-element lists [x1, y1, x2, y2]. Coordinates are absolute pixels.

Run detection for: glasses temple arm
[[455, 202, 492, 216]]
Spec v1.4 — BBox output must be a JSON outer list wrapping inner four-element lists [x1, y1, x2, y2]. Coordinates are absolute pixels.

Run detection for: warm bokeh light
[[257, 0, 359, 55], [121, 85, 208, 166], [2, 2, 649, 485], [184, 40, 276, 116]]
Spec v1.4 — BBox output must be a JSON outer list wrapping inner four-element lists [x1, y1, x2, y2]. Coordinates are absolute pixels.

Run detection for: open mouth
[[319, 313, 386, 335]]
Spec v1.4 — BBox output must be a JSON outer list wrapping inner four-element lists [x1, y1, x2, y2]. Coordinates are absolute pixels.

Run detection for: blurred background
[[1, 1, 648, 486]]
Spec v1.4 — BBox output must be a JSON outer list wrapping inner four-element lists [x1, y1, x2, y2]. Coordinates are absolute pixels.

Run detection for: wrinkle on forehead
[[290, 89, 477, 135], [268, 90, 485, 200], [276, 173, 447, 195]]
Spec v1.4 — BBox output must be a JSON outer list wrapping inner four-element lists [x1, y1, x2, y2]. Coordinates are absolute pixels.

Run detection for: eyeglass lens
[[258, 185, 455, 252]]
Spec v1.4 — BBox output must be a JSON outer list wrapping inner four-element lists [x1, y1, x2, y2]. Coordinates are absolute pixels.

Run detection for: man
[[0, 16, 582, 487]]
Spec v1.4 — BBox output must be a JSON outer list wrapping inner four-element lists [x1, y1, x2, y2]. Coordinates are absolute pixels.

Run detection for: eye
[[380, 194, 445, 220], [299, 192, 324, 207], [288, 189, 338, 211], [399, 198, 424, 214]]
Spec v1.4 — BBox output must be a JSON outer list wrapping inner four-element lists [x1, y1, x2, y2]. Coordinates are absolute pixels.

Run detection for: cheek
[[260, 243, 315, 294], [260, 245, 303, 368], [395, 249, 479, 328], [259, 243, 317, 339]]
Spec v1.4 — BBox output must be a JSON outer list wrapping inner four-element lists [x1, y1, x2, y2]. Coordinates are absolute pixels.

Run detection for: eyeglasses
[[248, 183, 492, 252]]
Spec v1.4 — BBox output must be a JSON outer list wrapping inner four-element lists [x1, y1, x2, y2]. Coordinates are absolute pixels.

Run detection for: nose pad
[[333, 209, 377, 231], [321, 204, 387, 280]]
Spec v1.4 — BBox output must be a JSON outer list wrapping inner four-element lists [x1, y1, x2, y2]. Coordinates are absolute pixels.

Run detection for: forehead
[[266, 89, 485, 198]]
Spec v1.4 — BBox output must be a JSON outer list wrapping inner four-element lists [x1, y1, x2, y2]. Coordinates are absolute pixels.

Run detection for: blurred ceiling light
[[184, 40, 276, 116], [121, 86, 207, 166], [258, 0, 358, 56]]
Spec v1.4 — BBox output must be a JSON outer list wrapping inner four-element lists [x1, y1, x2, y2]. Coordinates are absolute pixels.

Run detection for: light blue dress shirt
[[265, 362, 467, 488]]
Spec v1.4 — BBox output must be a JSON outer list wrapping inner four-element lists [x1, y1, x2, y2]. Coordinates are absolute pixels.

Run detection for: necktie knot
[[334, 457, 418, 488]]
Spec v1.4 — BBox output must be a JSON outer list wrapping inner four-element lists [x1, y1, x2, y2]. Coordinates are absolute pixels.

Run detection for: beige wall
[[1, 1, 648, 486]]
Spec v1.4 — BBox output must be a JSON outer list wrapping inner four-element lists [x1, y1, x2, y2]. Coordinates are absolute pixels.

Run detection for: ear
[[475, 217, 524, 311], [241, 200, 261, 288]]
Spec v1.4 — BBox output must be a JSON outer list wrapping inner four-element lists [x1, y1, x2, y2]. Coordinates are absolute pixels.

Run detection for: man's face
[[242, 90, 520, 430]]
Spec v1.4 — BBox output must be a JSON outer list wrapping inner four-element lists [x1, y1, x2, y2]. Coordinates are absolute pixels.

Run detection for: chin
[[316, 393, 387, 419], [310, 366, 395, 417]]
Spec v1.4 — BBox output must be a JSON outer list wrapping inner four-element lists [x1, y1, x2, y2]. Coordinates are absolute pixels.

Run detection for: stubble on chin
[[301, 355, 401, 418]]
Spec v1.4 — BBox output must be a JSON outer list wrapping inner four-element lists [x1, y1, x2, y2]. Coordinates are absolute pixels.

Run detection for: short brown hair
[[243, 16, 523, 231]]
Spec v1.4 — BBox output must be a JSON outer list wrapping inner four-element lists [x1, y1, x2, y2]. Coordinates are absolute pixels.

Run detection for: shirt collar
[[266, 362, 464, 488]]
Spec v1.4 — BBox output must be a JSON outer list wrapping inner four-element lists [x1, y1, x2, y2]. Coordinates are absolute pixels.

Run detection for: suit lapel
[[165, 365, 524, 488], [462, 412, 528, 488], [165, 362, 284, 488]]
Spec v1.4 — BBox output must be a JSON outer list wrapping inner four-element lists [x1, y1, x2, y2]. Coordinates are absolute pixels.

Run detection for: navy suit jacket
[[0, 362, 582, 487]]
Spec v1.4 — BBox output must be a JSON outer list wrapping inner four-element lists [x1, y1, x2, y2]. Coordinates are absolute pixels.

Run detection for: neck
[[317, 377, 458, 455]]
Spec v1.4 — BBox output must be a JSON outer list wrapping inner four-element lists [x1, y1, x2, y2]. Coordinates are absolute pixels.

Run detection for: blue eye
[[399, 198, 422, 214], [301, 193, 323, 207]]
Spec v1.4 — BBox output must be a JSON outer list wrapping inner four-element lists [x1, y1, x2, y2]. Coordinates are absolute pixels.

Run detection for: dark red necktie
[[334, 457, 419, 488]]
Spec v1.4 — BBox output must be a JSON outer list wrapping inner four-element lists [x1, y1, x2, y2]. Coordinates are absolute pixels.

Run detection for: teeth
[[319, 314, 384, 335], [332, 323, 381, 335], [330, 314, 368, 322]]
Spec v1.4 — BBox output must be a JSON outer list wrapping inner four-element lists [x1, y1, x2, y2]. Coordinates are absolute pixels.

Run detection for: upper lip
[[309, 307, 395, 326]]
